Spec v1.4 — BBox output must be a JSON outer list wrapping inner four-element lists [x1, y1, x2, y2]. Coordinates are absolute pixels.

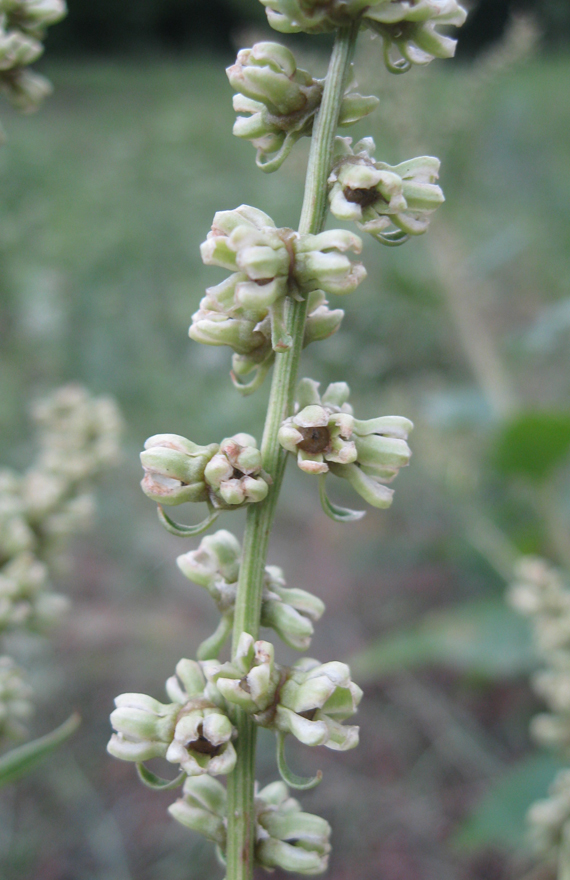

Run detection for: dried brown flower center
[[298, 708, 318, 721], [343, 186, 386, 209], [297, 426, 331, 455], [188, 724, 223, 756]]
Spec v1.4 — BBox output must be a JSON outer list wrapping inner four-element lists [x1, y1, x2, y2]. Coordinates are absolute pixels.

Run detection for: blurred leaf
[[452, 753, 564, 852], [350, 598, 534, 681], [0, 713, 80, 788], [495, 412, 570, 482]]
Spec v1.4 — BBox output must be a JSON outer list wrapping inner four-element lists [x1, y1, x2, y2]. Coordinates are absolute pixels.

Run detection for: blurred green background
[[1, 3, 570, 879]]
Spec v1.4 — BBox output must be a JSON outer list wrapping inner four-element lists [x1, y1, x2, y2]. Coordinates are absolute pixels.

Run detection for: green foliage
[[495, 411, 570, 483], [452, 753, 564, 853], [351, 597, 534, 681], [0, 713, 80, 788]]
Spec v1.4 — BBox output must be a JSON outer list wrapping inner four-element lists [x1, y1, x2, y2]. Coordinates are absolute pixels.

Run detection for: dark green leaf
[[452, 753, 563, 852], [495, 411, 570, 482], [0, 713, 80, 788], [350, 598, 534, 682]]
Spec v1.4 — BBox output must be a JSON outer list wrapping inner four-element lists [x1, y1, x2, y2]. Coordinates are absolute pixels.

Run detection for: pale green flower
[[329, 137, 444, 241], [108, 659, 236, 778]]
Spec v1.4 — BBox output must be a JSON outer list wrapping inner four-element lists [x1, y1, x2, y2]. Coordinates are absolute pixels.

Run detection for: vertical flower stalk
[[225, 26, 360, 879], [108, 2, 466, 877]]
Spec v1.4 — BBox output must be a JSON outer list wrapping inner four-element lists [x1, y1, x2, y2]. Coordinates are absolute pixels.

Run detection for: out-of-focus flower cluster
[[508, 557, 570, 753], [528, 770, 570, 865], [509, 557, 570, 864], [1, 385, 122, 579], [0, 0, 66, 114], [0, 385, 121, 742]]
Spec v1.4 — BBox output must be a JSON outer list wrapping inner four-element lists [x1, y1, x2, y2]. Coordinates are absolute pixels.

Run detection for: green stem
[[224, 22, 359, 880]]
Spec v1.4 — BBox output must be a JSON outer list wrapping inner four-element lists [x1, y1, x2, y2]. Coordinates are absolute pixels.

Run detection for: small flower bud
[[294, 230, 366, 297], [227, 42, 321, 117], [109, 693, 179, 761], [304, 289, 344, 346], [0, 66, 51, 112], [198, 206, 298, 353], [205, 632, 279, 714], [338, 91, 379, 126], [168, 775, 227, 846], [256, 780, 332, 874], [140, 434, 218, 506], [0, 26, 43, 69], [275, 657, 362, 750], [190, 289, 270, 357], [204, 435, 269, 508], [177, 529, 240, 607], [261, 564, 325, 651], [329, 137, 444, 241], [2, 0, 67, 36]]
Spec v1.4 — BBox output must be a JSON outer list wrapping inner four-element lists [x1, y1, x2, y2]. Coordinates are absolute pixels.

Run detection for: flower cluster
[[364, 0, 468, 72], [206, 634, 281, 715], [108, 658, 236, 778], [140, 432, 269, 510], [0, 384, 120, 758], [255, 780, 332, 874], [204, 434, 270, 507], [205, 632, 362, 752], [259, 0, 467, 71], [509, 558, 570, 863], [527, 770, 570, 865], [193, 205, 363, 354], [169, 777, 332, 875], [328, 137, 444, 243], [0, 0, 66, 113], [190, 205, 363, 390], [0, 386, 121, 634], [0, 655, 33, 740], [279, 378, 412, 509], [0, 551, 67, 633], [228, 41, 378, 171], [509, 557, 570, 753], [273, 655, 362, 750], [177, 530, 325, 654]]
